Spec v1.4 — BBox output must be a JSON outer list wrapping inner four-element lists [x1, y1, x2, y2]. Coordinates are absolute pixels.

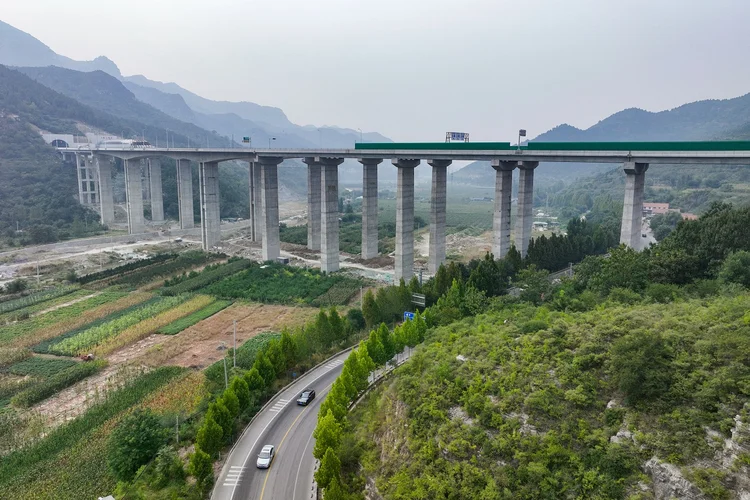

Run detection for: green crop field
[[5, 357, 77, 378], [157, 299, 231, 335], [205, 262, 361, 305]]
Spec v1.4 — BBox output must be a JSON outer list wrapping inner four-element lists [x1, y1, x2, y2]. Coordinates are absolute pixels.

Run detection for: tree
[[328, 307, 345, 343], [316, 310, 335, 348], [196, 415, 224, 456], [207, 400, 233, 439], [315, 447, 342, 490], [649, 211, 683, 241], [265, 339, 286, 377], [153, 446, 185, 488], [189, 446, 214, 493], [589, 245, 649, 294], [339, 368, 358, 401], [377, 323, 395, 362], [244, 367, 265, 394], [221, 387, 240, 418], [230, 376, 251, 412], [319, 382, 349, 423], [253, 352, 276, 387], [107, 408, 168, 482], [365, 330, 385, 366], [362, 289, 380, 328], [313, 409, 343, 459], [514, 265, 551, 305], [345, 308, 366, 333], [324, 476, 347, 500], [718, 250, 750, 287], [280, 330, 297, 368], [344, 350, 368, 393]]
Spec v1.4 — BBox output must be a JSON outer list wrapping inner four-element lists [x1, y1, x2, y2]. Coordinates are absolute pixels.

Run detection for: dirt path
[[31, 292, 99, 317]]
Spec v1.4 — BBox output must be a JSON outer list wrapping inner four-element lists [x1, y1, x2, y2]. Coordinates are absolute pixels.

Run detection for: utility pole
[[223, 358, 228, 389], [176, 415, 179, 444], [233, 320, 237, 368]]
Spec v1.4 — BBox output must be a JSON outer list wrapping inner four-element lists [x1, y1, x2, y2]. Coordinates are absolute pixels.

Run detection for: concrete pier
[[428, 159, 451, 273], [83, 155, 99, 205], [491, 160, 517, 259], [360, 158, 381, 260], [124, 158, 145, 234], [393, 159, 420, 281], [199, 161, 221, 251], [320, 158, 344, 273], [252, 162, 263, 243], [303, 158, 322, 251], [619, 162, 649, 249], [248, 162, 257, 241], [95, 155, 115, 225], [259, 156, 282, 261], [176, 159, 194, 229], [149, 159, 164, 222], [75, 154, 85, 204], [515, 161, 538, 258]]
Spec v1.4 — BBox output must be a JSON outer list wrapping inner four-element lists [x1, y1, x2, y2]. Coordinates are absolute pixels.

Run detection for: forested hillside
[[318, 204, 750, 500], [0, 118, 102, 243]]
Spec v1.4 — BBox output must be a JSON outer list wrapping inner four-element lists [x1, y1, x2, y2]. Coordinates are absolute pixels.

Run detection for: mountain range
[[0, 19, 392, 184], [455, 94, 750, 185]]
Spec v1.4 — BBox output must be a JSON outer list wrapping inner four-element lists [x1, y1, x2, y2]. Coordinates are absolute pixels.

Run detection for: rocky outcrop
[[644, 457, 706, 500]]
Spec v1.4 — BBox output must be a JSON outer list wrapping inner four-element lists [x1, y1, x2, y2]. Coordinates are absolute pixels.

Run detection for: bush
[[189, 446, 213, 493], [645, 283, 681, 303], [610, 330, 672, 405], [718, 251, 750, 288], [607, 287, 642, 305], [107, 408, 168, 482]]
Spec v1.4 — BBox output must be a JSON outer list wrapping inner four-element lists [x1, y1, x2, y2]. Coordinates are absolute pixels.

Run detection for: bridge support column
[[515, 161, 538, 258], [176, 159, 194, 229], [492, 160, 517, 259], [303, 158, 322, 251], [95, 155, 115, 225], [320, 157, 344, 273], [149, 159, 164, 222], [83, 155, 99, 205], [428, 159, 451, 274], [199, 161, 221, 251], [252, 162, 263, 243], [393, 159, 420, 282], [619, 162, 649, 250], [248, 162, 257, 242], [75, 154, 86, 204], [360, 158, 381, 260], [259, 156, 283, 261], [124, 158, 145, 234]]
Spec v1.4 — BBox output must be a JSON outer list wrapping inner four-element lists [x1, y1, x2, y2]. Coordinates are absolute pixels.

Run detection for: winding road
[[212, 350, 350, 500]]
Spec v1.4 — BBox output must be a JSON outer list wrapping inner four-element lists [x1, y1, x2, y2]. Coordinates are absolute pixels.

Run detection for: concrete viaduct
[[63, 141, 750, 281]]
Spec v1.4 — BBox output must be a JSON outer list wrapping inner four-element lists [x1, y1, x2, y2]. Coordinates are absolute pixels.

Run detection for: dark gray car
[[296, 388, 315, 406]]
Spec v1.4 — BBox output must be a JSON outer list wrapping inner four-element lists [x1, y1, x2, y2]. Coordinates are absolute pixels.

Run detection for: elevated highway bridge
[[60, 141, 750, 280]]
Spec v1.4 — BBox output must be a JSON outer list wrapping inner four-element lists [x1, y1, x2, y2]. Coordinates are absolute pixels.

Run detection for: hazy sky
[[5, 0, 750, 142]]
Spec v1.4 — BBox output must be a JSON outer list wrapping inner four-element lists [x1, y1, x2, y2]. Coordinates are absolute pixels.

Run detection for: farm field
[[0, 248, 367, 499]]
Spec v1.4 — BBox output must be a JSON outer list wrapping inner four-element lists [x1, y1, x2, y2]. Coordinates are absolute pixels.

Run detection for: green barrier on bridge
[[354, 141, 750, 152]]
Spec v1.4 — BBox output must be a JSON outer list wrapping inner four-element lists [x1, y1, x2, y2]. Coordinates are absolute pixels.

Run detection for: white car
[[256, 445, 275, 469]]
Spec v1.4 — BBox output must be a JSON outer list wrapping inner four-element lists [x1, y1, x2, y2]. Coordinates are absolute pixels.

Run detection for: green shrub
[[107, 408, 168, 482]]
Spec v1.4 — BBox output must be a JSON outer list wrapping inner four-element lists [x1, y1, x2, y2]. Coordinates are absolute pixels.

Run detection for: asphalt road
[[212, 350, 350, 500]]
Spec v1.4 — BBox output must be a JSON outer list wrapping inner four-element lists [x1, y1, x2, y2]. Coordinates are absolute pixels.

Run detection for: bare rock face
[[643, 457, 706, 500]]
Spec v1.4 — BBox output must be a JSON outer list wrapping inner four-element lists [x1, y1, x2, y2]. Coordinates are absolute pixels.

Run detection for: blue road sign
[[403, 311, 415, 321]]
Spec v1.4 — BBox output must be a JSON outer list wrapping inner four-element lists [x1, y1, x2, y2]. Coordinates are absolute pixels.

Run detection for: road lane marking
[[292, 427, 316, 500], [259, 381, 335, 500], [229, 354, 348, 499], [324, 359, 344, 369]]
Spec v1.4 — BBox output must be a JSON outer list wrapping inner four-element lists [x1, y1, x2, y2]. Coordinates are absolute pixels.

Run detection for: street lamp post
[[357, 128, 363, 143], [517, 129, 527, 151], [268, 137, 276, 148]]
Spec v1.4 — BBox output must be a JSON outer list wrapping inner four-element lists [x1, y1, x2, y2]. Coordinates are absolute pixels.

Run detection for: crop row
[[311, 280, 361, 306], [0, 366, 184, 498], [0, 291, 128, 347], [48, 295, 189, 356], [92, 295, 216, 356], [109, 251, 215, 288], [31, 294, 156, 355], [0, 348, 31, 369], [76, 253, 175, 284], [161, 259, 252, 296], [4, 357, 77, 378], [205, 262, 359, 304], [0, 286, 78, 316], [10, 360, 107, 408], [158, 299, 232, 335]]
